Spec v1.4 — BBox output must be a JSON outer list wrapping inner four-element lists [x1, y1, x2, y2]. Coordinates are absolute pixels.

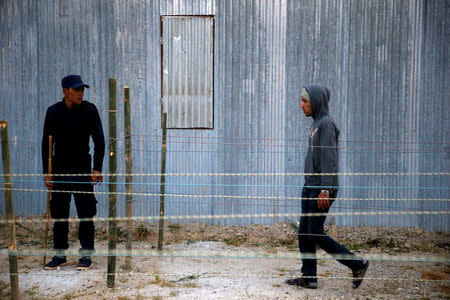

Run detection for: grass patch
[[436, 241, 450, 249], [274, 267, 292, 273], [168, 223, 183, 230], [182, 282, 199, 288], [24, 284, 39, 297], [420, 269, 449, 281], [348, 242, 364, 251], [152, 274, 174, 287], [366, 238, 381, 247], [173, 273, 203, 288], [317, 260, 327, 266], [0, 280, 9, 298], [403, 265, 415, 270], [223, 238, 241, 246], [135, 224, 151, 241], [379, 281, 400, 295], [318, 270, 332, 277], [278, 236, 296, 247], [437, 282, 450, 295], [289, 221, 299, 231], [175, 274, 200, 282], [62, 292, 76, 299], [386, 238, 395, 248]]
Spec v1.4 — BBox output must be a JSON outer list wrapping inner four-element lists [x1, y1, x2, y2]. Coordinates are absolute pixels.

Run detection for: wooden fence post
[[43, 135, 52, 266], [0, 121, 19, 300], [123, 86, 133, 270], [107, 79, 117, 288], [157, 113, 167, 251]]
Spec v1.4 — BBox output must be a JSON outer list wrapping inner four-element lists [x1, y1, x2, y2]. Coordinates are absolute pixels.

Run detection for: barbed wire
[[7, 219, 448, 241], [1, 186, 448, 203], [8, 145, 445, 154], [0, 248, 448, 263], [14, 132, 450, 146], [0, 209, 447, 225], [3, 171, 449, 177], [6, 178, 450, 193], [0, 270, 448, 283], [100, 137, 450, 153]]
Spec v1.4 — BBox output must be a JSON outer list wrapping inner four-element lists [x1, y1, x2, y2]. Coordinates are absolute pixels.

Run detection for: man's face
[[300, 97, 312, 117], [63, 87, 84, 106]]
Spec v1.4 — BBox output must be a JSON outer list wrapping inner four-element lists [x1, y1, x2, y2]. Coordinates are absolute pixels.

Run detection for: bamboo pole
[[43, 135, 53, 266], [123, 86, 133, 270], [0, 121, 19, 300], [107, 78, 117, 288], [157, 113, 167, 251]]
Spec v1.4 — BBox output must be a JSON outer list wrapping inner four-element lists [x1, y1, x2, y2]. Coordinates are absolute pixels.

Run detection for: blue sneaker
[[352, 260, 369, 289], [75, 256, 92, 270], [44, 256, 67, 270]]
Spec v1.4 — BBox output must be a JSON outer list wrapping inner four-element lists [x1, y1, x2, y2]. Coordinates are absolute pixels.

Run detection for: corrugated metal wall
[[0, 0, 448, 231], [161, 16, 214, 128]]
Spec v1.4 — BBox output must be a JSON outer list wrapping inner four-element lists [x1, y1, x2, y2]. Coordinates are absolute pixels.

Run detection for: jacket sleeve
[[42, 108, 52, 174], [318, 120, 338, 189], [90, 104, 105, 172]]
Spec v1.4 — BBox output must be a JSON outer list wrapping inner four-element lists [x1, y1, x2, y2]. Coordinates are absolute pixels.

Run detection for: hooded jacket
[[303, 85, 340, 190]]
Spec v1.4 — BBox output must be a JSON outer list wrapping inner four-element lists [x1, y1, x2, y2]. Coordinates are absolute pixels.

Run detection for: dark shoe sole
[[352, 261, 370, 289], [44, 262, 67, 270], [285, 278, 318, 289]]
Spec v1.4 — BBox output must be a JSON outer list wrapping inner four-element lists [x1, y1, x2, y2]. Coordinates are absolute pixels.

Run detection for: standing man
[[285, 85, 369, 289], [42, 75, 105, 270]]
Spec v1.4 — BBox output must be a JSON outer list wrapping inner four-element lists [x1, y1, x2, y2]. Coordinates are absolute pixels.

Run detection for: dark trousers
[[50, 176, 97, 251], [298, 186, 363, 282]]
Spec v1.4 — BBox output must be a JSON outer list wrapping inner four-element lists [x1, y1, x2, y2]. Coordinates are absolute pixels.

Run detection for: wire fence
[[1, 133, 449, 293]]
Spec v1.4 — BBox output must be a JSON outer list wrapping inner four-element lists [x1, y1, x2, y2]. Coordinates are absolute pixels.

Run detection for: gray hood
[[304, 84, 330, 120]]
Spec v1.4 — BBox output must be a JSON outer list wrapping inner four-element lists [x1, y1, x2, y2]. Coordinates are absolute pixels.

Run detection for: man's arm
[[90, 104, 105, 184], [317, 121, 338, 209], [42, 108, 53, 190]]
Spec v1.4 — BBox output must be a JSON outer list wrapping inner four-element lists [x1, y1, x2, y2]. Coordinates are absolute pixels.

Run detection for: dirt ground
[[0, 219, 449, 299]]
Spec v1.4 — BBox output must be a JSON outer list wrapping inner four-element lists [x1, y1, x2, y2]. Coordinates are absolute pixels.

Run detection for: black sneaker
[[75, 256, 92, 270], [44, 256, 67, 270], [285, 277, 318, 289], [352, 260, 370, 289]]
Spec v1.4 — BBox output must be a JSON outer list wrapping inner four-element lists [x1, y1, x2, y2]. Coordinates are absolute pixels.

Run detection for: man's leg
[[72, 177, 97, 252], [310, 190, 365, 271], [299, 187, 318, 283], [50, 182, 71, 252]]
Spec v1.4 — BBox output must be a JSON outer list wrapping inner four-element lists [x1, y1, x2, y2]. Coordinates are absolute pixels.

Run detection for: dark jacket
[[42, 100, 105, 174], [303, 85, 340, 190]]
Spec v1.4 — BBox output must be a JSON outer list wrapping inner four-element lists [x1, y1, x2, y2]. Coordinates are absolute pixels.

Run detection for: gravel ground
[[0, 220, 448, 299]]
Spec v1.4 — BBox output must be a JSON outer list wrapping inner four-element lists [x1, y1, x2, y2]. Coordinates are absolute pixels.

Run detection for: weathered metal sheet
[[0, 0, 448, 231], [161, 16, 214, 128]]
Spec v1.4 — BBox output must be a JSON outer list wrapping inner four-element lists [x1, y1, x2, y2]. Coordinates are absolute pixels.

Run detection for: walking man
[[42, 75, 105, 270], [285, 85, 369, 289]]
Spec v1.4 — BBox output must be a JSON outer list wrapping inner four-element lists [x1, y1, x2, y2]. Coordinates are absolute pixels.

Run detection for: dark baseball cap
[[61, 75, 90, 89]]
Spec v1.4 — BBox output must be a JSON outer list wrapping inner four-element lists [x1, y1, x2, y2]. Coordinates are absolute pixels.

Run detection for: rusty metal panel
[[161, 16, 214, 129]]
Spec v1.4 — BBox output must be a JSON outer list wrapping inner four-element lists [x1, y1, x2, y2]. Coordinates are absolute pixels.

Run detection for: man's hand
[[44, 175, 53, 190], [317, 191, 330, 209], [91, 170, 103, 185]]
